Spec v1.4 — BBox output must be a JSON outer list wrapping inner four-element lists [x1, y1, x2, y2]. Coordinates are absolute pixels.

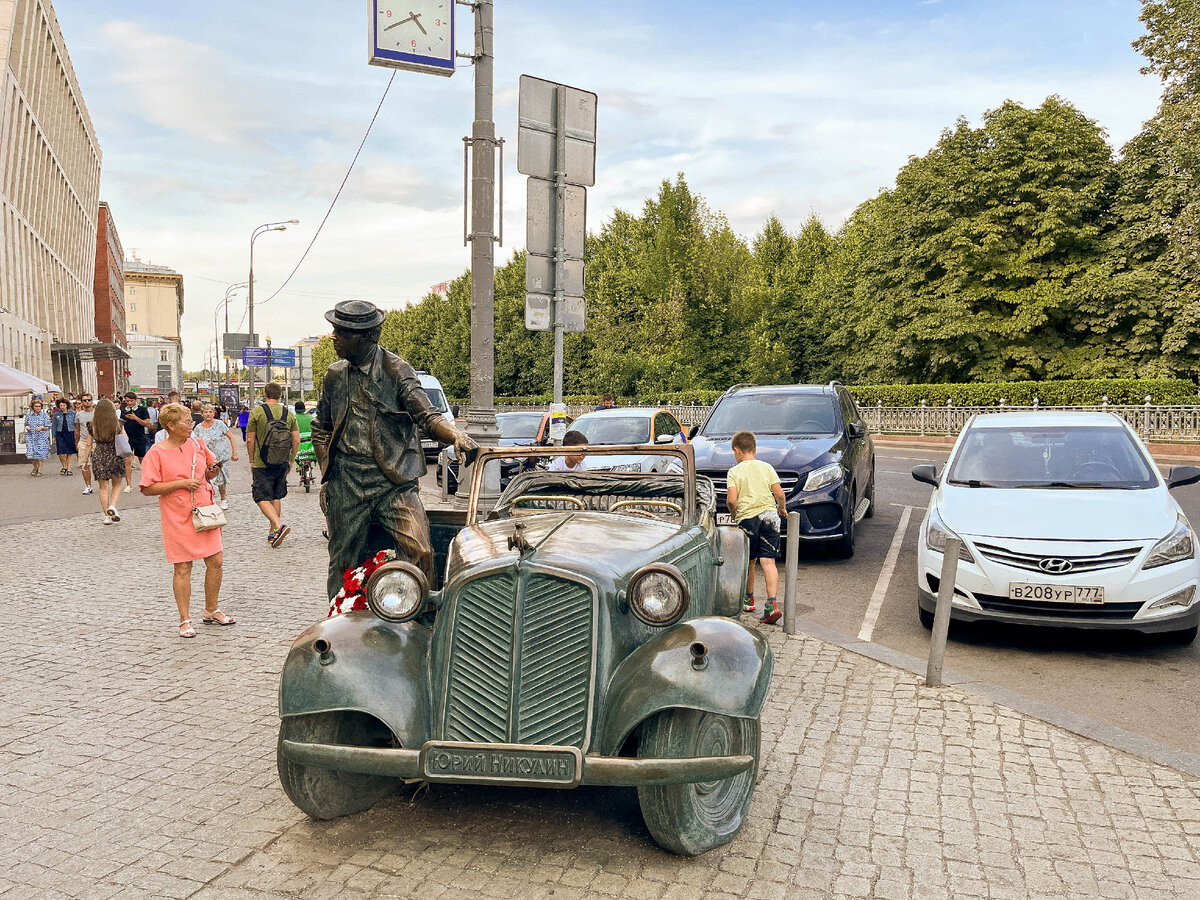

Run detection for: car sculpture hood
[[938, 483, 1178, 542], [451, 511, 686, 576]]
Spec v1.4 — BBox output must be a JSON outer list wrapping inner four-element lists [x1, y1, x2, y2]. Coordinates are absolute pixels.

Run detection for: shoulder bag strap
[[189, 437, 201, 509]]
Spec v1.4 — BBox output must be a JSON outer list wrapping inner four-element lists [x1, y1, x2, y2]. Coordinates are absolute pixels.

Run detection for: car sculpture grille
[[973, 542, 1142, 575], [445, 569, 594, 748]]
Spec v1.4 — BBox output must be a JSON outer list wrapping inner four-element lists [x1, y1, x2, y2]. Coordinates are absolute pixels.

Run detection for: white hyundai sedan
[[912, 411, 1200, 644]]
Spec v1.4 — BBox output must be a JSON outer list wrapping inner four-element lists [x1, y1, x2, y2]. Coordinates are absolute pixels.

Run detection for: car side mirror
[[1167, 465, 1200, 490], [655, 433, 675, 444], [911, 464, 938, 487], [450, 404, 460, 418], [687, 424, 699, 440], [848, 422, 866, 438]]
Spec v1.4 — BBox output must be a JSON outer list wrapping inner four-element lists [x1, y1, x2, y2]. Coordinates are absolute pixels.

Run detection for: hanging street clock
[[369, 0, 455, 76]]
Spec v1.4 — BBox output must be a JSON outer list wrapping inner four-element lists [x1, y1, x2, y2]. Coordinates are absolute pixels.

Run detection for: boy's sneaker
[[269, 524, 291, 548], [742, 594, 755, 613], [760, 599, 781, 625], [82, 485, 92, 494]]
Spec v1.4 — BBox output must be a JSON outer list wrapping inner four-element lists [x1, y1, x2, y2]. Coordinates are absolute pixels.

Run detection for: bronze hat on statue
[[324, 299, 385, 331]]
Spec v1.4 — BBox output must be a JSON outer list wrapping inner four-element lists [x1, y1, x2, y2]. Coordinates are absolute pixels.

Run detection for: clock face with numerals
[[369, 0, 455, 76]]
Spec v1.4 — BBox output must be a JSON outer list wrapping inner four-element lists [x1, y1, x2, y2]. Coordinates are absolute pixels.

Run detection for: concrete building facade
[[0, 0, 107, 416], [125, 332, 181, 397], [91, 200, 126, 397], [123, 258, 183, 342]]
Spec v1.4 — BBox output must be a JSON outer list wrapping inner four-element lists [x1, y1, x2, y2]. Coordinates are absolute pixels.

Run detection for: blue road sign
[[269, 348, 297, 367], [242, 347, 268, 365]]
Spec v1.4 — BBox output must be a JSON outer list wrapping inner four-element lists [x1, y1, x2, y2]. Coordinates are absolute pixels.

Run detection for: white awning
[[0, 362, 61, 397]]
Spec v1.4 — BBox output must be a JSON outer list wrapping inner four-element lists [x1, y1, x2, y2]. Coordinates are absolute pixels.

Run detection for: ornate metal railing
[[859, 402, 1200, 443], [493, 401, 1200, 443]]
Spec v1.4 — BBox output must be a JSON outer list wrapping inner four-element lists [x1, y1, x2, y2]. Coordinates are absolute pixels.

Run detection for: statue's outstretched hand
[[454, 432, 479, 469]]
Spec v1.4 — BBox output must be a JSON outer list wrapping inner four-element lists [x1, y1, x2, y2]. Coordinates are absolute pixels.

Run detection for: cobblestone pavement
[[2, 487, 1200, 899]]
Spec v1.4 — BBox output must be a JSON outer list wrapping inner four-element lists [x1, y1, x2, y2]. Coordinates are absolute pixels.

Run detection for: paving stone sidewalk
[[1, 491, 1198, 899]]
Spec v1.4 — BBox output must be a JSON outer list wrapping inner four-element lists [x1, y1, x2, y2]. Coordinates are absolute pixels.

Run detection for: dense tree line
[[313, 1, 1200, 399]]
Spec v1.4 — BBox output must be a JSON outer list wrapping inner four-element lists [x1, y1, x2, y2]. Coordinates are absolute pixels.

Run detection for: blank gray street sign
[[222, 332, 258, 358], [560, 296, 585, 333], [526, 255, 584, 295], [517, 75, 597, 187], [525, 293, 551, 331], [526, 179, 586, 258]]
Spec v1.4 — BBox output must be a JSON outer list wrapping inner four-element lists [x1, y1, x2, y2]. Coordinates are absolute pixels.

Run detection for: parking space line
[[858, 506, 913, 642]]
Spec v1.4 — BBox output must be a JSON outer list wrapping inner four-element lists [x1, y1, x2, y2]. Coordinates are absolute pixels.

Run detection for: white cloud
[[50, 1, 1166, 369]]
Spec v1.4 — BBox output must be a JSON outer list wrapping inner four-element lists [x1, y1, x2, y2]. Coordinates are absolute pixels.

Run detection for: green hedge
[[456, 390, 728, 408], [848, 379, 1198, 406], [475, 379, 1199, 409]]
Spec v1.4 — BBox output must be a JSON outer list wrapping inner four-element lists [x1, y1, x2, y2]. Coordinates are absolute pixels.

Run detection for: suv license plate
[[1009, 583, 1104, 604], [422, 742, 581, 787]]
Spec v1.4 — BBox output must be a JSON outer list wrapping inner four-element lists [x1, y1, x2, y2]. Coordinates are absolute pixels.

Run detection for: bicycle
[[296, 433, 316, 492]]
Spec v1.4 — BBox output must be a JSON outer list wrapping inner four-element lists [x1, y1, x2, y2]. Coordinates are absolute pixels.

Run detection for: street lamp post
[[217, 282, 248, 403], [248, 220, 297, 409]]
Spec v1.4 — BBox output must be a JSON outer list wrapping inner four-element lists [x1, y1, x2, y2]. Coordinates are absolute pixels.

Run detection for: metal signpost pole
[[518, 75, 595, 420], [266, 337, 273, 389], [552, 85, 567, 404], [459, 0, 500, 501]]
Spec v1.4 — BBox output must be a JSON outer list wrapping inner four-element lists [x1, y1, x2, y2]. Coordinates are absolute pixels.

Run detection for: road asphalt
[[1, 440, 1199, 897]]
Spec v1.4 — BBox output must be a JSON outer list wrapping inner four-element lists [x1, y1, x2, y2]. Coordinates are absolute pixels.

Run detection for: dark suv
[[690, 383, 875, 556]]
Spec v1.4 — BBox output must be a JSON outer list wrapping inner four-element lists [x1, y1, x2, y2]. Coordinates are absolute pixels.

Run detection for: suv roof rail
[[828, 380, 842, 389], [724, 383, 757, 395]]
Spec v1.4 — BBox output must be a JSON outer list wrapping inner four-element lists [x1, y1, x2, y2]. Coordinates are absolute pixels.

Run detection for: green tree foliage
[[823, 97, 1118, 383], [1090, 1, 1200, 378], [305, 24, 1200, 401]]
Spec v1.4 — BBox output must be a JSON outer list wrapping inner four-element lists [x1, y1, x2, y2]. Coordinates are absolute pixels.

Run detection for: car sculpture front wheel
[[277, 712, 399, 820], [637, 709, 760, 855]]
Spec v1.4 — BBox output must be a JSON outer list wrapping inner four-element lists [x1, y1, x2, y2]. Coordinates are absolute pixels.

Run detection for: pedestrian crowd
[[19, 385, 306, 638]]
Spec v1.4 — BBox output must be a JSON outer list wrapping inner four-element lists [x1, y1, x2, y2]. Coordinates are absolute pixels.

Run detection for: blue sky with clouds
[[50, 0, 1164, 369]]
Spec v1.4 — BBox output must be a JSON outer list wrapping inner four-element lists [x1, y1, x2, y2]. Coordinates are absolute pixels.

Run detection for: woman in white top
[[192, 403, 238, 510]]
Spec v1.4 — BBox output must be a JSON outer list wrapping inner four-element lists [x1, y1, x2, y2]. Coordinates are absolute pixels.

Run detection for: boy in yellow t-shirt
[[726, 430, 788, 625]]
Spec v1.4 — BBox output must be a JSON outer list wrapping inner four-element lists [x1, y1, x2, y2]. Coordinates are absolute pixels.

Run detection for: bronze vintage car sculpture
[[277, 444, 774, 854]]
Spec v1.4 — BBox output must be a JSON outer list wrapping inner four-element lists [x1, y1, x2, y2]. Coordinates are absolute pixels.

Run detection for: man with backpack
[[245, 381, 300, 547]]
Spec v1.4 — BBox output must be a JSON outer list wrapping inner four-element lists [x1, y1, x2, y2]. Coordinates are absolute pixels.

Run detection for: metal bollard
[[926, 537, 961, 686], [783, 512, 800, 635]]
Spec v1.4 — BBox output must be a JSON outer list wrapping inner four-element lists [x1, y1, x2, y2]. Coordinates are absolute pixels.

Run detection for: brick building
[[90, 201, 126, 397]]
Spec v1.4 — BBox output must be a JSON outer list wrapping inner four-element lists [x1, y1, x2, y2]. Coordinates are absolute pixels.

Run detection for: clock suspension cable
[[255, 70, 398, 309]]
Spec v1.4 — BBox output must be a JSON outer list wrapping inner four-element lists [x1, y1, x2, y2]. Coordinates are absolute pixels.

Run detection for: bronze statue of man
[[312, 299, 477, 600]]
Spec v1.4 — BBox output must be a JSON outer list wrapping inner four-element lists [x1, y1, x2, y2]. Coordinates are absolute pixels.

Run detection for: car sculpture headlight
[[628, 563, 689, 625], [1143, 517, 1196, 570], [925, 507, 975, 563], [365, 561, 428, 621]]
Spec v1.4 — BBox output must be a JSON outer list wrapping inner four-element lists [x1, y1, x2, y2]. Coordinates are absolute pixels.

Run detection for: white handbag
[[189, 439, 226, 532]]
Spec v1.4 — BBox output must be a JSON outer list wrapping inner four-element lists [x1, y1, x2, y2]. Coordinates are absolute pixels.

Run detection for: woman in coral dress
[[140, 403, 235, 638]]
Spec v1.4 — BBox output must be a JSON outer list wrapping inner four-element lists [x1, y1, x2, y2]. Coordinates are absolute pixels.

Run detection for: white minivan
[[416, 371, 455, 461]]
